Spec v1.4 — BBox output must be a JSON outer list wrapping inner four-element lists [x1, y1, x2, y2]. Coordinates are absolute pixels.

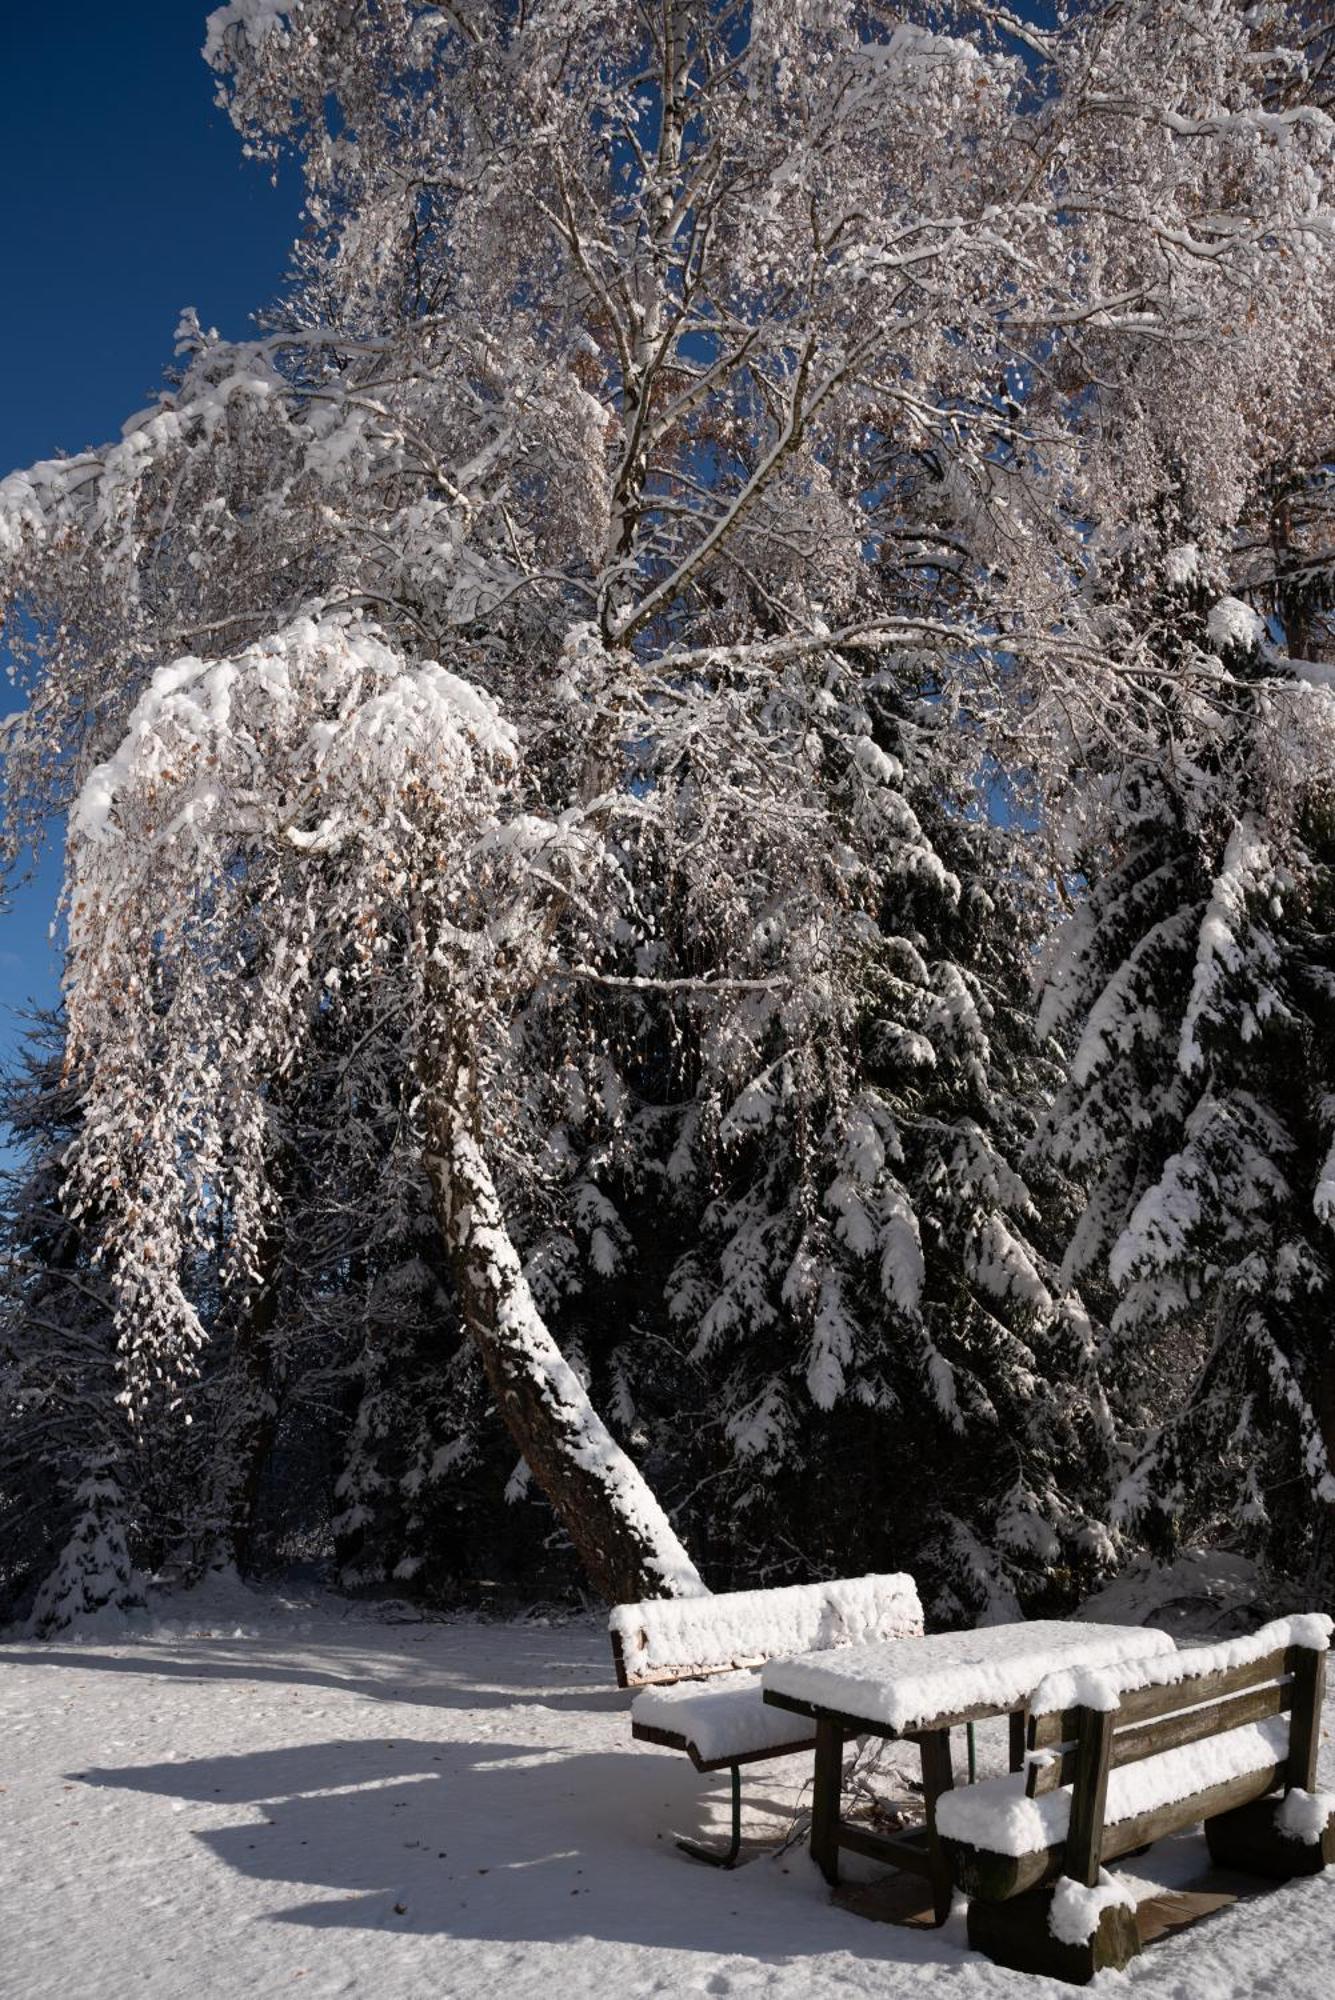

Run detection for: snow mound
[[1078, 1547, 1264, 1636], [1276, 1787, 1335, 1845], [1048, 1868, 1136, 1945]]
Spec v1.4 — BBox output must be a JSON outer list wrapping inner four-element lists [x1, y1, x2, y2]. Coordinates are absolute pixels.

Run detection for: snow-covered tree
[[0, 0, 1331, 1603], [0, 1014, 141, 1629], [1039, 545, 1335, 1585]]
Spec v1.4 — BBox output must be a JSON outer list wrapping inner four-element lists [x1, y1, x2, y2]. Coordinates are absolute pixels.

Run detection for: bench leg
[[677, 1762, 743, 1869], [1206, 1793, 1335, 1877], [968, 1886, 1139, 1985], [810, 1718, 843, 1885]]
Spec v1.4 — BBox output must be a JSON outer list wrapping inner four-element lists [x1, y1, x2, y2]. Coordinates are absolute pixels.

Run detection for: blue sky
[[0, 1, 300, 1067]]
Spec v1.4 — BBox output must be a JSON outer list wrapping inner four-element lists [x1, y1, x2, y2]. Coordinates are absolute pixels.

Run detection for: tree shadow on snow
[[3, 1633, 627, 1714], [70, 1733, 970, 1968]]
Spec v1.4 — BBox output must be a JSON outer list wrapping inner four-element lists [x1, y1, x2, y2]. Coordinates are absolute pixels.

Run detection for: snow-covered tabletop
[[761, 1619, 1175, 1735]]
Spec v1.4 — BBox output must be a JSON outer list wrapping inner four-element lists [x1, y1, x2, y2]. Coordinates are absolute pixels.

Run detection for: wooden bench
[[610, 1572, 922, 1866], [935, 1613, 1335, 1985]]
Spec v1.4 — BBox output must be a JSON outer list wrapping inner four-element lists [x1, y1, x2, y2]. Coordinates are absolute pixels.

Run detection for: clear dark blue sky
[[0, 1, 300, 1067]]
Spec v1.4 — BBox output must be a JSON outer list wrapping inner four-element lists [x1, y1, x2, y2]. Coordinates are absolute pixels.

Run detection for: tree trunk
[[203, 1266, 285, 1575], [200, 1200, 288, 1577], [418, 1014, 706, 1605]]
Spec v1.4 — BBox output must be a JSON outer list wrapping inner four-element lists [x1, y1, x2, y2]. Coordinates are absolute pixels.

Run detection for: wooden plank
[[1028, 1707, 1073, 1752], [693, 1734, 818, 1773], [833, 1870, 940, 1929], [1026, 1707, 1081, 1793], [1113, 1649, 1288, 1726], [1286, 1646, 1324, 1793], [763, 1689, 904, 1738], [1029, 1678, 1295, 1793], [1102, 1762, 1284, 1862], [620, 1652, 769, 1690], [1113, 1680, 1291, 1770], [1026, 1705, 1074, 1798], [768, 1686, 1048, 1741], [1065, 1705, 1114, 1888], [941, 1834, 1061, 1902], [835, 1820, 934, 1875], [810, 1717, 844, 1886], [629, 1719, 691, 1756]]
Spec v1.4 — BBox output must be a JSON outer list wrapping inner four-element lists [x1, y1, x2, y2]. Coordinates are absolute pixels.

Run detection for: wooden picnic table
[[761, 1618, 1176, 1925]]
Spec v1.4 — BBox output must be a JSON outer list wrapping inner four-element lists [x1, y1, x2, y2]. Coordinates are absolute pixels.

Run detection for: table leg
[[919, 1727, 955, 1926], [810, 1717, 844, 1886]]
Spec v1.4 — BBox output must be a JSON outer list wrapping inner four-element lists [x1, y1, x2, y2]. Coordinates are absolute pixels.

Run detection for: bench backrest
[[609, 1571, 923, 1689], [1026, 1613, 1332, 1886]]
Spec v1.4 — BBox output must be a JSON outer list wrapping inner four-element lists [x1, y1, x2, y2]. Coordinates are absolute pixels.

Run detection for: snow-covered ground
[[3, 1584, 1334, 2000]]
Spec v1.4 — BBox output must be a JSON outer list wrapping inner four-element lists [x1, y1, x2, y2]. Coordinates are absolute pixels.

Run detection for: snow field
[[3, 1595, 1335, 2000]]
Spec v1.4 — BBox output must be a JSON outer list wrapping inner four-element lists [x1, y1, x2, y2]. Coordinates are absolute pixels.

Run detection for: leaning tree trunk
[[418, 1015, 706, 1605]]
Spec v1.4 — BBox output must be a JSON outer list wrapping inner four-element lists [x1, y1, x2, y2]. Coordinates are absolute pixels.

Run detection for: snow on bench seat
[[631, 1671, 818, 1770], [609, 1572, 922, 1688], [935, 1714, 1291, 1857]]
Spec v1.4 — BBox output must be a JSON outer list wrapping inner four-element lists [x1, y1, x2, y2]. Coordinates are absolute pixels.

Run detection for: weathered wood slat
[[835, 1819, 934, 1875], [621, 1650, 770, 1689], [1114, 1679, 1292, 1769], [1112, 1648, 1289, 1726], [763, 1686, 1032, 1740], [939, 1834, 1059, 1902], [1027, 1708, 1077, 1796], [1101, 1762, 1284, 1862], [1029, 1707, 1076, 1753], [1031, 1680, 1295, 1791]]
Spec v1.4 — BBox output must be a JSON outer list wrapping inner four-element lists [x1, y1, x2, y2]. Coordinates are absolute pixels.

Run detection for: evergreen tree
[[1040, 552, 1335, 1585], [0, 1013, 141, 1629]]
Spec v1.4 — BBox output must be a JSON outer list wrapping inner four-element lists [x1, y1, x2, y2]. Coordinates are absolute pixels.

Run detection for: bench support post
[[677, 1762, 743, 1869], [967, 1884, 1140, 1985]]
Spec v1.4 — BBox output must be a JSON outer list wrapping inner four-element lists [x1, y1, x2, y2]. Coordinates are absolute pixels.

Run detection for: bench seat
[[611, 1570, 923, 1864], [937, 1712, 1289, 1858], [943, 1612, 1335, 1982], [631, 1670, 818, 1771]]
